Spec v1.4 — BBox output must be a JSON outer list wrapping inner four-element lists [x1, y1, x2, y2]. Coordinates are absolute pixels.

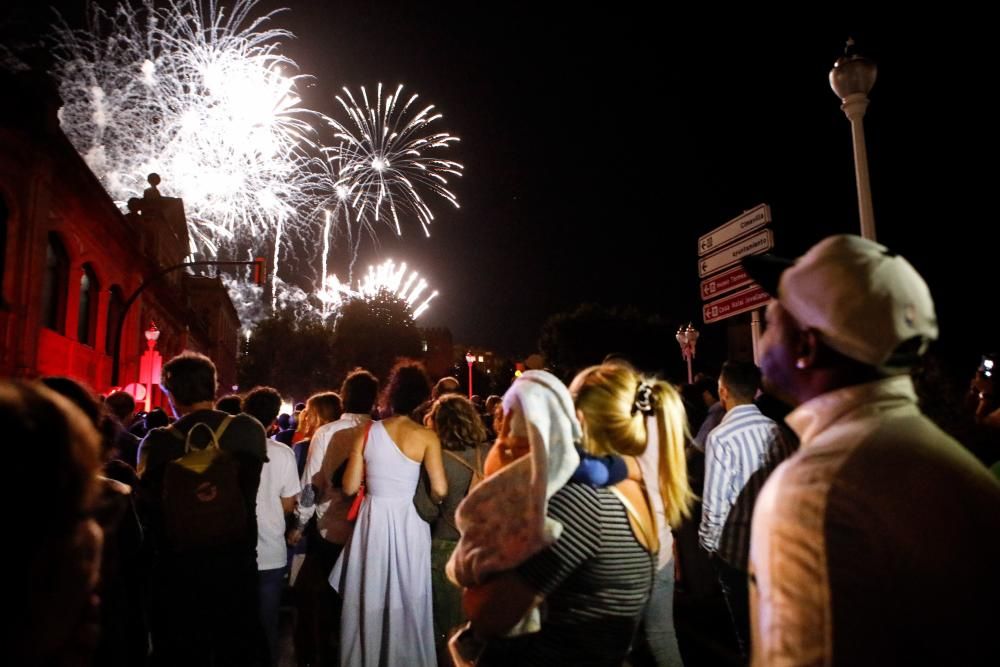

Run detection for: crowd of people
[[7, 234, 1000, 667]]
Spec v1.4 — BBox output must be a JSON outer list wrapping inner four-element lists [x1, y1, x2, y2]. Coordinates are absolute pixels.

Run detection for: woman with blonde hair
[[459, 370, 659, 666], [571, 362, 694, 666], [295, 392, 342, 441]]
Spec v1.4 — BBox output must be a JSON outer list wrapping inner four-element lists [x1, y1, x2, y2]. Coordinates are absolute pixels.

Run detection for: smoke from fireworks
[[51, 0, 328, 272], [50, 1, 457, 328]]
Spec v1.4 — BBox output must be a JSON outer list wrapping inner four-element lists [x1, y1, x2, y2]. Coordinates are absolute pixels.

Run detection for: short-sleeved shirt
[[479, 482, 654, 667], [256, 439, 300, 570]]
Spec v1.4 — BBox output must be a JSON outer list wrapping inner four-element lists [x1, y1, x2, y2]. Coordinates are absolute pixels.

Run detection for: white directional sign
[[698, 203, 771, 257], [698, 229, 773, 278]]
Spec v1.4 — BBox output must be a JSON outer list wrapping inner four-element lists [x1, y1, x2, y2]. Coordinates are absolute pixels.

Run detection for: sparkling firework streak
[[51, 0, 329, 273], [50, 1, 458, 327], [327, 83, 463, 238], [318, 259, 439, 320]]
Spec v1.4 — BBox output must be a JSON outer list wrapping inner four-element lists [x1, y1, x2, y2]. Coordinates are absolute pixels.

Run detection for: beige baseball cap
[[743, 235, 938, 373]]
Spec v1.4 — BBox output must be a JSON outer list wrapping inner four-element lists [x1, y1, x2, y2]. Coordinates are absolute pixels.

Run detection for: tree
[[332, 290, 424, 383], [538, 303, 676, 383], [237, 309, 338, 400]]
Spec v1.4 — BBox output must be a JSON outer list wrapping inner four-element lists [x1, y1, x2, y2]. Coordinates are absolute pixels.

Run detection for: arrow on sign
[[702, 284, 771, 324], [697, 203, 771, 257], [698, 228, 774, 278]]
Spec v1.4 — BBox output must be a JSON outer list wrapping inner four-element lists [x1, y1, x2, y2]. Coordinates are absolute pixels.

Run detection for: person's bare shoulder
[[389, 416, 438, 448], [409, 419, 439, 444]]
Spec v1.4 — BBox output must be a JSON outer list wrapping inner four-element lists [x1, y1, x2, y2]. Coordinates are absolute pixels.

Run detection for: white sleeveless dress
[[329, 421, 435, 667]]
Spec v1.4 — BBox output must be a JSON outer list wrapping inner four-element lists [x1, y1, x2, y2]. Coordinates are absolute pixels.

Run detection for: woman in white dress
[[330, 361, 447, 667]]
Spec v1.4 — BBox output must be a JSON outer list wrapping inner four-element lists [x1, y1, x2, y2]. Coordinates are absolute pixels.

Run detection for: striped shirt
[[699, 403, 791, 569], [479, 482, 655, 667]]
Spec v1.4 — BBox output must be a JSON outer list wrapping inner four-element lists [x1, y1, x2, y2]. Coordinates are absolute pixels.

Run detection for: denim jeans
[[642, 559, 685, 666], [258, 568, 286, 667]]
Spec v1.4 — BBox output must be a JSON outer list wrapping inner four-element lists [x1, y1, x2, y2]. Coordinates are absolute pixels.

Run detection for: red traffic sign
[[698, 228, 773, 278], [698, 203, 771, 257], [703, 284, 771, 324], [700, 266, 752, 301]]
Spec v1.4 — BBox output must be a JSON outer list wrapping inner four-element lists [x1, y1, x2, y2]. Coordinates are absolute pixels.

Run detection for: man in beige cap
[[742, 235, 1000, 666]]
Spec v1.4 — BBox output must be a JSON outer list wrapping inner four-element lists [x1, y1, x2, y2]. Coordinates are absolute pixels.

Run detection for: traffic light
[[253, 257, 267, 286]]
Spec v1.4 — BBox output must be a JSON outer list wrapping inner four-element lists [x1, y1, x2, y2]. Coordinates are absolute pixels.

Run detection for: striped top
[[479, 482, 654, 667], [699, 403, 791, 569]]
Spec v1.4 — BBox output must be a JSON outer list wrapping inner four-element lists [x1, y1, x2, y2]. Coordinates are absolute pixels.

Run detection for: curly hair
[[430, 394, 487, 451], [380, 360, 431, 417]]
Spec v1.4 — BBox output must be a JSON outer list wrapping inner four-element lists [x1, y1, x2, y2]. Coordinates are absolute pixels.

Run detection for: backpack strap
[[213, 414, 235, 442], [167, 414, 236, 453]]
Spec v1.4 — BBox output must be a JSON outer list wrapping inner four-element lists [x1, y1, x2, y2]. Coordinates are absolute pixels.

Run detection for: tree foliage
[[238, 308, 337, 400], [332, 290, 424, 383]]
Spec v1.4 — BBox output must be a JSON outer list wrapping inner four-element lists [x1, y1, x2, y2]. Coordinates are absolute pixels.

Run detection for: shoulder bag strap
[[444, 449, 476, 473]]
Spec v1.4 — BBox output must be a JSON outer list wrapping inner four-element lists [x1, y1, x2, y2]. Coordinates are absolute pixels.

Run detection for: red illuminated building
[[0, 71, 240, 403]]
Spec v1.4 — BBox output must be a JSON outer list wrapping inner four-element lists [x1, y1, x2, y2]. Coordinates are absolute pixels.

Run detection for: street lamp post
[[830, 38, 878, 240], [465, 352, 475, 399], [140, 321, 162, 413], [110, 258, 265, 387], [676, 323, 699, 385]]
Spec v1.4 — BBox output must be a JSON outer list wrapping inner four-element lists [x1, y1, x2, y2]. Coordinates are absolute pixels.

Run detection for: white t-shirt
[[256, 438, 301, 570]]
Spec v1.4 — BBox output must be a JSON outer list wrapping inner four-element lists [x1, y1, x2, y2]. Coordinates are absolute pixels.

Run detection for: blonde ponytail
[[649, 381, 695, 528], [571, 365, 695, 528]]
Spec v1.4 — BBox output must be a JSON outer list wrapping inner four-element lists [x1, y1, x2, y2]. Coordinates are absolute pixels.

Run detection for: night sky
[[4, 3, 997, 375]]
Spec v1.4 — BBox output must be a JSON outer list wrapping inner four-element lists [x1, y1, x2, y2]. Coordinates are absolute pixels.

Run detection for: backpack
[[162, 415, 248, 552]]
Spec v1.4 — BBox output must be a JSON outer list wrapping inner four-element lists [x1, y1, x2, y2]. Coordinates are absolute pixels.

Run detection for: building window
[[77, 264, 99, 346], [41, 233, 69, 333], [106, 285, 125, 355]]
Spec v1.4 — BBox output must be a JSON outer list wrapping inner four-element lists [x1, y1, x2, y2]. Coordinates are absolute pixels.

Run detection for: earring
[[796, 358, 807, 369]]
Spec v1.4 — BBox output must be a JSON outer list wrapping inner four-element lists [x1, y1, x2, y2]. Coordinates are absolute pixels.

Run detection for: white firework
[[326, 83, 463, 239], [317, 259, 439, 321], [51, 0, 328, 269], [50, 1, 456, 328]]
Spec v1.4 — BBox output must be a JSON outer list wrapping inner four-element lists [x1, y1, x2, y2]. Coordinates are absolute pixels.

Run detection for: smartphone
[[979, 355, 995, 378]]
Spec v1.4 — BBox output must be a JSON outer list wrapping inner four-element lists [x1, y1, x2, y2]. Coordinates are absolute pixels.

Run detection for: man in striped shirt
[[699, 360, 791, 657]]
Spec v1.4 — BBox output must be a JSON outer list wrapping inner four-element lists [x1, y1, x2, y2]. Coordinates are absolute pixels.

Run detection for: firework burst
[[326, 83, 463, 239], [51, 0, 328, 265], [316, 259, 439, 321], [50, 1, 457, 327]]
